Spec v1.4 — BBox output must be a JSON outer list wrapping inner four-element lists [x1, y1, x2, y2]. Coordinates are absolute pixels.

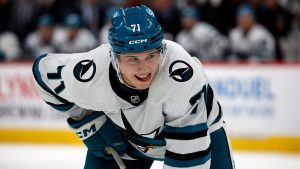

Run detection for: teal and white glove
[[67, 111, 128, 159]]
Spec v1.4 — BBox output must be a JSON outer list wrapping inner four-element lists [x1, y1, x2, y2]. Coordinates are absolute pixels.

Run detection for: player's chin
[[133, 80, 152, 90]]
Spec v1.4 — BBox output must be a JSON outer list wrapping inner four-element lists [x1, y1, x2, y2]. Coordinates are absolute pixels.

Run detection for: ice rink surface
[[0, 144, 299, 169]]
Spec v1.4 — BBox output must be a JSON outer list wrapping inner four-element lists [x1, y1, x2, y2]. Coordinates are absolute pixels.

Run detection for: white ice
[[0, 144, 299, 169]]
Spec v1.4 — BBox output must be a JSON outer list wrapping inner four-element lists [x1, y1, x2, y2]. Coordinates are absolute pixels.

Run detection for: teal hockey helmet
[[108, 5, 163, 54]]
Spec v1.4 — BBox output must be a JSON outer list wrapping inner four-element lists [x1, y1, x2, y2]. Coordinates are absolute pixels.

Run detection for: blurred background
[[0, 0, 299, 169]]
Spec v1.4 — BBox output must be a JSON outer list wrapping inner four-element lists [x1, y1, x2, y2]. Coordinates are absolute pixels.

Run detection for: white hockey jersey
[[32, 40, 225, 168]]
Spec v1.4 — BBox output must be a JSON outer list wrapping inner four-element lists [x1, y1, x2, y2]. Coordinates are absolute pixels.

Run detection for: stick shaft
[[105, 146, 127, 169]]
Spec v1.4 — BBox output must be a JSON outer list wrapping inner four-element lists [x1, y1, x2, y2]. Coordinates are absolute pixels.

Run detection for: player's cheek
[[120, 64, 134, 74], [150, 61, 159, 72]]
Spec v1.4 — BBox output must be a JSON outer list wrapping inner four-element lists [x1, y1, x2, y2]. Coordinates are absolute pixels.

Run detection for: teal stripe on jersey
[[46, 101, 74, 112], [164, 151, 211, 167], [133, 137, 166, 146], [164, 122, 208, 134], [33, 54, 52, 94], [210, 127, 235, 169], [164, 124, 208, 140]]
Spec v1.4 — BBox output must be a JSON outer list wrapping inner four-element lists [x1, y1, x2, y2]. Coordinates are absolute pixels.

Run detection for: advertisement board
[[204, 63, 300, 137], [0, 63, 67, 129]]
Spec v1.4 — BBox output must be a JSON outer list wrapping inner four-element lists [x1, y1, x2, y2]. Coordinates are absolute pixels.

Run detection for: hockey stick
[[105, 146, 127, 169]]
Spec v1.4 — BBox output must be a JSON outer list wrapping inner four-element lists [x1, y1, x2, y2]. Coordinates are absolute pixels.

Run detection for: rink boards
[[0, 62, 299, 153]]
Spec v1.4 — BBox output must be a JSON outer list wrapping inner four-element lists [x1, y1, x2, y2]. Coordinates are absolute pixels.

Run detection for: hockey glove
[[67, 111, 128, 159]]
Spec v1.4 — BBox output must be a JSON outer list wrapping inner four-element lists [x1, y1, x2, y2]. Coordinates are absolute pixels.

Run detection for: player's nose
[[136, 60, 152, 72]]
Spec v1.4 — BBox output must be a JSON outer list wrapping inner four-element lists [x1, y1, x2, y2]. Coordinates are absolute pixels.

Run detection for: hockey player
[[32, 5, 235, 169]]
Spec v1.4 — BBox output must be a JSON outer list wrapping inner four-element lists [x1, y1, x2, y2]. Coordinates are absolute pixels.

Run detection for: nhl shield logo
[[130, 95, 140, 104]]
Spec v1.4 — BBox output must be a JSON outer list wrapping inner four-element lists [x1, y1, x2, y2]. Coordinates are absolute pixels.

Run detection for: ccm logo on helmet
[[129, 39, 147, 44]]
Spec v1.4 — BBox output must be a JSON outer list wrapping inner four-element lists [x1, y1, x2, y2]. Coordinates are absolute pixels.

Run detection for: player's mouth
[[135, 73, 151, 82]]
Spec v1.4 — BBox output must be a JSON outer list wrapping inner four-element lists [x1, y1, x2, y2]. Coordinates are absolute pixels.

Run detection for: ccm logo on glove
[[68, 113, 107, 141], [76, 123, 97, 139]]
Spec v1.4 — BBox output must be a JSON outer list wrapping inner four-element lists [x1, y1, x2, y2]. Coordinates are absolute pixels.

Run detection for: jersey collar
[[109, 64, 148, 106]]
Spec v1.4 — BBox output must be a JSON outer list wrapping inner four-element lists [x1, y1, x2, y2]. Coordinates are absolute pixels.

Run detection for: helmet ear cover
[[108, 5, 163, 54]]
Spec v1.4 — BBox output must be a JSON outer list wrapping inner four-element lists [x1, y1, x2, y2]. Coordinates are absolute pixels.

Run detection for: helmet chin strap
[[117, 64, 138, 89], [110, 54, 137, 89]]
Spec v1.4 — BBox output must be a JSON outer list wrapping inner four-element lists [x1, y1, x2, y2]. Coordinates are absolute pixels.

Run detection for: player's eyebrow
[[122, 55, 138, 58], [119, 49, 160, 60]]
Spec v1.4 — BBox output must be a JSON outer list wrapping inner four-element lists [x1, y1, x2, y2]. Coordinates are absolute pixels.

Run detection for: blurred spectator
[[9, 0, 40, 44], [0, 0, 12, 32], [25, 14, 58, 58], [280, 12, 300, 61], [80, 0, 105, 36], [0, 23, 21, 61], [258, 0, 292, 60], [150, 0, 182, 40], [55, 13, 97, 53], [98, 7, 117, 44], [176, 6, 229, 61], [228, 4, 275, 62]]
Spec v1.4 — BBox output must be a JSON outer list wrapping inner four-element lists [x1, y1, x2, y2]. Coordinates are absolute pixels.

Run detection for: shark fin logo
[[120, 110, 162, 152], [73, 60, 96, 82], [169, 60, 193, 82], [121, 110, 160, 138]]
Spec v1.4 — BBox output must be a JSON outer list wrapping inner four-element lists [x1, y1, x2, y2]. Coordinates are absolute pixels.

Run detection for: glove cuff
[[67, 111, 107, 140]]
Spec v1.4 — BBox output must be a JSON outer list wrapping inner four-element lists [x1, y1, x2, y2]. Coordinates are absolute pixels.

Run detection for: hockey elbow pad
[[67, 111, 128, 158]]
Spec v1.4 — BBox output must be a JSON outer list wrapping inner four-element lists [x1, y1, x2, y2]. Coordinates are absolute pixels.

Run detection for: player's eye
[[145, 53, 156, 60], [126, 57, 139, 63]]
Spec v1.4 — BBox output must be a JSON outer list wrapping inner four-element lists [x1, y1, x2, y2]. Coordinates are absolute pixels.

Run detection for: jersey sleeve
[[32, 53, 91, 118], [162, 57, 224, 169]]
